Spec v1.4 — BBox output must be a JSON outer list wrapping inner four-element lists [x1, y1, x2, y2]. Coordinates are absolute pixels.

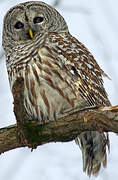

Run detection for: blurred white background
[[0, 0, 118, 180]]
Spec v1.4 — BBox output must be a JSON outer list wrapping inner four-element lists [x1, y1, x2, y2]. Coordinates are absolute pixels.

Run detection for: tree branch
[[0, 77, 118, 154]]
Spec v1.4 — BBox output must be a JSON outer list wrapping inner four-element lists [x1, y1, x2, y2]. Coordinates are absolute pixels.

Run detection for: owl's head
[[2, 1, 68, 43]]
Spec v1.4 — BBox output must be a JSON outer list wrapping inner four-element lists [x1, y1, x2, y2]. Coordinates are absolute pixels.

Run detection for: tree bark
[[0, 77, 118, 154]]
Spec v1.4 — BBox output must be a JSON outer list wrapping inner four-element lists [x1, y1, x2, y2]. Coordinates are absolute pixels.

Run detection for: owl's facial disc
[[12, 12, 45, 40], [3, 2, 68, 42]]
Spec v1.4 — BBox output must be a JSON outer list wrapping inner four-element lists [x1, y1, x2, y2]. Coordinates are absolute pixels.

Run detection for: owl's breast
[[22, 47, 80, 121], [7, 45, 80, 121]]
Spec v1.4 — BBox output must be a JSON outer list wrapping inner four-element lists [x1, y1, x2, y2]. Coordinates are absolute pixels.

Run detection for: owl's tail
[[75, 131, 109, 176]]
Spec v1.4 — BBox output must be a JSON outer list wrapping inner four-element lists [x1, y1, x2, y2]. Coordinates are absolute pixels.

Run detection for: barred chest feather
[[6, 39, 79, 121]]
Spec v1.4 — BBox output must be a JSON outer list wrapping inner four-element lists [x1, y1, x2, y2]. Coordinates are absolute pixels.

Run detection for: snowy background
[[0, 0, 118, 180]]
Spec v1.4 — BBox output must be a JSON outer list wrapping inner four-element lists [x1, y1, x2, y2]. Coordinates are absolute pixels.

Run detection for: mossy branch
[[0, 77, 118, 154]]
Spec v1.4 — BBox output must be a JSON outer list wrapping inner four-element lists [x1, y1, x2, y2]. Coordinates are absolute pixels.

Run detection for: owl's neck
[[3, 32, 47, 56]]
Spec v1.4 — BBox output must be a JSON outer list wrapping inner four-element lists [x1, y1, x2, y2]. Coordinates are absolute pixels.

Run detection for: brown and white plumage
[[2, 1, 110, 176]]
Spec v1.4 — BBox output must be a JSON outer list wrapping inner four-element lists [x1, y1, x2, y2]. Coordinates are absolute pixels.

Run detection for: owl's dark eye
[[33, 16, 43, 24], [14, 21, 24, 29]]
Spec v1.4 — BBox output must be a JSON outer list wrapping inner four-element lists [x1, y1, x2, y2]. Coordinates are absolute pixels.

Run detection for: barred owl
[[2, 1, 110, 176]]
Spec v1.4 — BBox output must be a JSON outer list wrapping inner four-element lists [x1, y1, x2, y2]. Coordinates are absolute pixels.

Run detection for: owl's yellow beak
[[29, 29, 34, 39]]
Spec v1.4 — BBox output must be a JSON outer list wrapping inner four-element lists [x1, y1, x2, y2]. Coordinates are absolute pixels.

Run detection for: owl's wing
[[47, 32, 111, 107], [46, 32, 110, 176]]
